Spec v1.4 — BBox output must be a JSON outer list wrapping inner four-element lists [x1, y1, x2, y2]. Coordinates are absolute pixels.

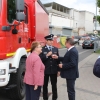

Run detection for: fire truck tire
[[7, 58, 26, 100]]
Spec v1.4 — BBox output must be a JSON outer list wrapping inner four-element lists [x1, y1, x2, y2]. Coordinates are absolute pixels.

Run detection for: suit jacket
[[93, 57, 100, 78], [24, 52, 45, 86], [40, 45, 59, 74], [59, 47, 79, 79]]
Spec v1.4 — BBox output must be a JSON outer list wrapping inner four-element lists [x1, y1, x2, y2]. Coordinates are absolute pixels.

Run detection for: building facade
[[44, 2, 94, 36]]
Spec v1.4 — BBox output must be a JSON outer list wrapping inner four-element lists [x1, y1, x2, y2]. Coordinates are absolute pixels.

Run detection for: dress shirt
[[67, 46, 74, 51], [46, 45, 52, 51]]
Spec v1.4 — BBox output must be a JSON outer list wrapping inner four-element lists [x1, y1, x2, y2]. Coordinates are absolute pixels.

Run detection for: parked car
[[82, 40, 94, 49]]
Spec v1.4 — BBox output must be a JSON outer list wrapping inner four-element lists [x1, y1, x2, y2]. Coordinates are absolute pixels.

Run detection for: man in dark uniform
[[40, 34, 60, 100]]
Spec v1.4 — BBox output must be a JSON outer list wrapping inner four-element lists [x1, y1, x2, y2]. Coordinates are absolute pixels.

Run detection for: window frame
[[24, 6, 28, 24]]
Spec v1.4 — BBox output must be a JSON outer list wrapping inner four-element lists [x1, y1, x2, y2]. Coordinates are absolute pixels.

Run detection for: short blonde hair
[[30, 42, 40, 53]]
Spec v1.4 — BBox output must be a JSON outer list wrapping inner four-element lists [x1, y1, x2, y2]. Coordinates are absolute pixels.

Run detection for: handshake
[[46, 51, 58, 59], [46, 51, 63, 68]]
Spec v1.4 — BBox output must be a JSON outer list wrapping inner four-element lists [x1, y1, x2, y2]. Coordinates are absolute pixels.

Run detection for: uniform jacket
[[59, 47, 79, 79], [24, 52, 45, 86], [40, 45, 59, 74]]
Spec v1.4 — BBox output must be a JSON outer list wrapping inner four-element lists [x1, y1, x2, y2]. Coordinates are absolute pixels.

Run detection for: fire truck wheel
[[7, 58, 26, 100]]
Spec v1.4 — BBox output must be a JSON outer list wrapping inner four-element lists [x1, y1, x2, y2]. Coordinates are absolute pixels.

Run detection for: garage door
[[52, 27, 62, 36], [62, 28, 72, 36]]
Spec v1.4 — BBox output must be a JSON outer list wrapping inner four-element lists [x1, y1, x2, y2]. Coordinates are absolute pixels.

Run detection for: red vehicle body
[[0, 0, 49, 100], [0, 0, 49, 59]]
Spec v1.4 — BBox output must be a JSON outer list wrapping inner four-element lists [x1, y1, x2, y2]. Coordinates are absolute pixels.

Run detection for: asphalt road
[[0, 45, 94, 100], [59, 45, 94, 62]]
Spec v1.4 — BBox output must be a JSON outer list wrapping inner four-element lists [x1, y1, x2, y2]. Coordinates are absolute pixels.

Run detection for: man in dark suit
[[40, 34, 60, 100], [54, 38, 79, 100]]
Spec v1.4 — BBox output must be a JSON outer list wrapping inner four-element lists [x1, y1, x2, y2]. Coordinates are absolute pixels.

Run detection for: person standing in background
[[24, 42, 45, 100], [40, 34, 60, 100]]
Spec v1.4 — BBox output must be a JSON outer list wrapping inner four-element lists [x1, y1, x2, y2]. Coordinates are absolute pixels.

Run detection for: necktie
[[49, 46, 52, 51]]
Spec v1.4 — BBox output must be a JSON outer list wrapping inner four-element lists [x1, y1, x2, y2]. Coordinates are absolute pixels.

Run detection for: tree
[[97, 16, 100, 24], [94, 16, 100, 24], [97, 0, 100, 7], [95, 0, 100, 24], [93, 16, 100, 24]]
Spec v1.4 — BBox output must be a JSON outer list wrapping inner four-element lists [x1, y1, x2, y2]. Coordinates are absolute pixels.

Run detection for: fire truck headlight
[[0, 69, 6, 75]]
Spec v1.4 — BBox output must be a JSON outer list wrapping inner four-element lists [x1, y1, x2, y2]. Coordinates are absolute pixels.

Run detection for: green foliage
[[97, 0, 100, 7], [94, 16, 100, 24], [96, 49, 100, 53], [97, 16, 100, 24], [98, 32, 100, 36]]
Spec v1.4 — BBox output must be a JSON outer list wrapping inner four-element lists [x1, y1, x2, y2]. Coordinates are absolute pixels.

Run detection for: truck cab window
[[24, 6, 28, 24], [7, 0, 16, 23]]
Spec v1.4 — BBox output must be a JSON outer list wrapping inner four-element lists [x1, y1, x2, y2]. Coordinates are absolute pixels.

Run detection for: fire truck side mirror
[[16, 12, 25, 21], [15, 0, 25, 21], [15, 0, 24, 11]]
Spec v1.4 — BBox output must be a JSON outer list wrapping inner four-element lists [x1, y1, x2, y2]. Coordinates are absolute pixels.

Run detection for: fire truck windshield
[[0, 0, 2, 14]]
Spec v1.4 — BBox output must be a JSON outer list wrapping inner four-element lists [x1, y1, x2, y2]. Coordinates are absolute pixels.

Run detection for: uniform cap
[[44, 34, 54, 40]]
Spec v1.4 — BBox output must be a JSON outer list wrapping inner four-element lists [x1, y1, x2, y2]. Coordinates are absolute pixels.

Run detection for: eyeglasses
[[37, 46, 42, 48]]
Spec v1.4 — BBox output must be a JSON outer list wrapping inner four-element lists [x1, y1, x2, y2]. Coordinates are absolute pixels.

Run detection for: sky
[[41, 0, 99, 15]]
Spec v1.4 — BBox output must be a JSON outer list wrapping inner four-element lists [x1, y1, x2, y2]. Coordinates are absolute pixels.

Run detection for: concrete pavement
[[40, 53, 100, 100]]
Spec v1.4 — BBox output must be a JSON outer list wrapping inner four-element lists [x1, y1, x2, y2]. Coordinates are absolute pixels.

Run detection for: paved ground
[[0, 46, 100, 100], [41, 53, 100, 100]]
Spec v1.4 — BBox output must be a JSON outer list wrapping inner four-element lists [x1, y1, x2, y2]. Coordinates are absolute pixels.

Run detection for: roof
[[37, 0, 49, 15], [44, 2, 71, 10], [79, 10, 94, 15]]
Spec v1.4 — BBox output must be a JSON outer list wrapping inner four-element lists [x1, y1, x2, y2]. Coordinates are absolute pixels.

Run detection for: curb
[[78, 53, 100, 68]]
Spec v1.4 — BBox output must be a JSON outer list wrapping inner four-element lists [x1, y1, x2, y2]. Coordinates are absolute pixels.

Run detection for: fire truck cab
[[0, 0, 49, 99]]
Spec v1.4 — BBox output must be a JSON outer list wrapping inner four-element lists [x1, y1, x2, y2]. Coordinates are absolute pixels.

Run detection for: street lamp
[[95, 0, 97, 31]]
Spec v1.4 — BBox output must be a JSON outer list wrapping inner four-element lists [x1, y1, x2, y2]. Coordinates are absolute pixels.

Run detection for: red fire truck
[[0, 0, 49, 99]]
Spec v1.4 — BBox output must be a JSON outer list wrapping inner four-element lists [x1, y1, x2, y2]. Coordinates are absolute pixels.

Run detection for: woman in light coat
[[24, 42, 45, 100]]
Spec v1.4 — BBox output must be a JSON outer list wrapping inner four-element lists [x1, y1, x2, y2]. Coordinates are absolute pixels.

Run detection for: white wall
[[79, 29, 85, 35], [79, 12, 85, 27], [85, 12, 94, 33], [70, 19, 73, 28], [73, 10, 80, 28], [46, 6, 52, 10], [51, 15, 71, 27], [69, 9, 74, 19], [77, 11, 94, 34], [49, 13, 52, 23]]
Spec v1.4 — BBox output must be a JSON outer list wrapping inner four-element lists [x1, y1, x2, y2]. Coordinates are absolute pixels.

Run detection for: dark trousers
[[25, 84, 41, 100], [43, 74, 57, 100], [66, 79, 76, 100]]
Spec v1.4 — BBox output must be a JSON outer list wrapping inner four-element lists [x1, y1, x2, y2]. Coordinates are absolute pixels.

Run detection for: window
[[0, 0, 2, 15], [66, 9, 69, 14], [7, 0, 16, 23], [52, 3, 57, 10], [24, 6, 28, 23], [60, 6, 63, 12]]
